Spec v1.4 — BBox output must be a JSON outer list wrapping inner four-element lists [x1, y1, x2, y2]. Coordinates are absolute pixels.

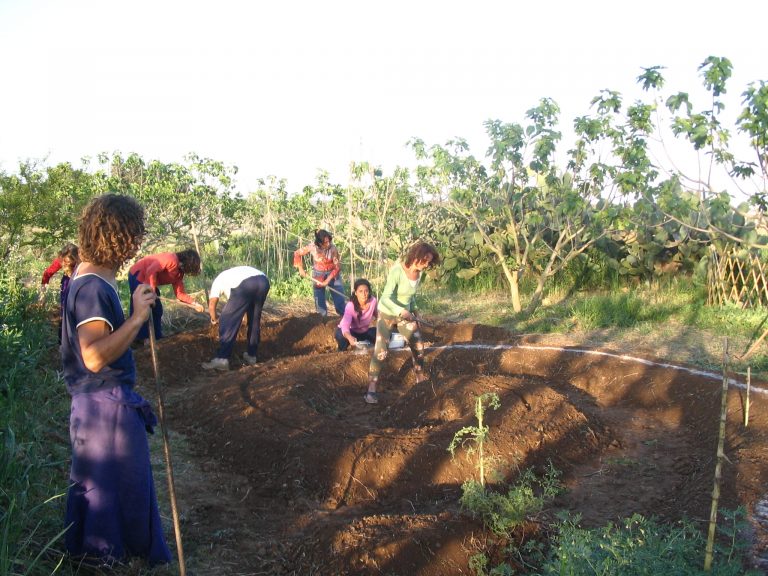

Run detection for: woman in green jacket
[[365, 241, 440, 404]]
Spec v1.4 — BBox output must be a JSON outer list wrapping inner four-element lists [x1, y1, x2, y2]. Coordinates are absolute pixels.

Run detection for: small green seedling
[[448, 392, 501, 487]]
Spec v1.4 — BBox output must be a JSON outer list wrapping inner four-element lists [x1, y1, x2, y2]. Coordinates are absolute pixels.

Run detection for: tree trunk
[[524, 232, 565, 315]]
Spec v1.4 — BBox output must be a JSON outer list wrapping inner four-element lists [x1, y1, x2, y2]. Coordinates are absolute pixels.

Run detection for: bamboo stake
[[148, 311, 186, 576], [191, 228, 210, 305], [704, 338, 729, 572], [744, 366, 751, 427], [738, 325, 768, 361], [477, 396, 486, 487]]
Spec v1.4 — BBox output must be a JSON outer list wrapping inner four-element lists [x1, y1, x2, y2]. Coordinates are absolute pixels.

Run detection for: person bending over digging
[[61, 194, 171, 567], [293, 228, 346, 317], [202, 265, 271, 371], [365, 241, 440, 404], [128, 249, 205, 346], [335, 278, 378, 351]]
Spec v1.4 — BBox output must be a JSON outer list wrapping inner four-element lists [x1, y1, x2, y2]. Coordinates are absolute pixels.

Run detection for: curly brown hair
[[403, 241, 440, 268], [176, 249, 201, 275], [78, 194, 146, 268]]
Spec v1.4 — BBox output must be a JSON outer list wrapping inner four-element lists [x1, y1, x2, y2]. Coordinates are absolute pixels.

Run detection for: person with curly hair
[[128, 248, 205, 345], [60, 194, 171, 567], [293, 229, 346, 317], [364, 241, 440, 404], [335, 278, 378, 351]]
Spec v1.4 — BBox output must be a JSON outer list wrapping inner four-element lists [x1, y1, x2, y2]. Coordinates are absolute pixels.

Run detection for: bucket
[[389, 333, 406, 349], [352, 340, 371, 355]]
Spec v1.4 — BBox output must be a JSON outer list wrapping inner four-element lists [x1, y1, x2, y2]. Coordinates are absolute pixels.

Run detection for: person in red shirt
[[128, 249, 204, 345], [293, 229, 346, 316], [41, 242, 80, 306], [40, 242, 80, 341]]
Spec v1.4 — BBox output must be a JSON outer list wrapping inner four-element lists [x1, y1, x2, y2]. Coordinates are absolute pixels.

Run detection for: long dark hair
[[351, 278, 372, 317], [314, 229, 332, 248]]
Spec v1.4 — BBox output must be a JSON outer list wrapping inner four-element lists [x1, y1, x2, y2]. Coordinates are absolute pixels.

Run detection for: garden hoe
[[147, 308, 186, 576], [305, 275, 348, 301]]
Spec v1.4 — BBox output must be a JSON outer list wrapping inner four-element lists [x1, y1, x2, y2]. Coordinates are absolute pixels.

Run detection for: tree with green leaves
[[412, 98, 620, 313], [578, 57, 768, 262]]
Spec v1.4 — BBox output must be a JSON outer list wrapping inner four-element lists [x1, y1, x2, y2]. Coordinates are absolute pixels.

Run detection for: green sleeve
[[380, 263, 404, 316]]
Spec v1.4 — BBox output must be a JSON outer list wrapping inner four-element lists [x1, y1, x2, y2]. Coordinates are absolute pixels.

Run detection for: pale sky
[[0, 0, 765, 194]]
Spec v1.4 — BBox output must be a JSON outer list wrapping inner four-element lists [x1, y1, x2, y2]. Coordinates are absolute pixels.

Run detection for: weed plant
[[539, 511, 757, 576], [0, 265, 72, 574], [460, 465, 563, 539]]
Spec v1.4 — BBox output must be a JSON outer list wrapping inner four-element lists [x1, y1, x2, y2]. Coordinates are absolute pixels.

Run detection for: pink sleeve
[[338, 302, 355, 333]]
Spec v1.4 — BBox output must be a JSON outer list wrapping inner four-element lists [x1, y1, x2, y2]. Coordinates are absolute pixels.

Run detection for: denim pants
[[334, 326, 376, 351], [312, 270, 345, 316]]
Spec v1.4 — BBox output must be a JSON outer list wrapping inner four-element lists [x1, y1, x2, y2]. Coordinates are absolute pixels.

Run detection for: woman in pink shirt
[[335, 278, 378, 351], [128, 249, 204, 344]]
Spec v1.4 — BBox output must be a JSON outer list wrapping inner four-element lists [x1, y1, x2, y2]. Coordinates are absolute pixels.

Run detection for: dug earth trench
[[132, 313, 768, 575]]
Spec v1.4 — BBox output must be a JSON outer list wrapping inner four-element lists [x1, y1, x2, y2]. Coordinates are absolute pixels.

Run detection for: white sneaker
[[202, 357, 229, 371], [243, 352, 258, 365]]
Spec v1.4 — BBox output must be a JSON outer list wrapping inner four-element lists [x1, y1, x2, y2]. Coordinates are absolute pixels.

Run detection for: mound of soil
[[132, 313, 768, 575]]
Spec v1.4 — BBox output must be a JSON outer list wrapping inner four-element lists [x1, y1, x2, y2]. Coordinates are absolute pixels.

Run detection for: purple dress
[[61, 273, 171, 566]]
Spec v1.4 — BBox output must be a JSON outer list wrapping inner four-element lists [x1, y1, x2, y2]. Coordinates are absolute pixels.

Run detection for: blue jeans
[[334, 326, 376, 351], [312, 271, 345, 316]]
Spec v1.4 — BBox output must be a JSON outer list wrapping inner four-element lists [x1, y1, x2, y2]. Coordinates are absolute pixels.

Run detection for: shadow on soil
[[132, 314, 768, 575]]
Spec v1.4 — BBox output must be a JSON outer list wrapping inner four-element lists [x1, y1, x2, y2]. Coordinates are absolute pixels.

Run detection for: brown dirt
[[131, 310, 768, 575]]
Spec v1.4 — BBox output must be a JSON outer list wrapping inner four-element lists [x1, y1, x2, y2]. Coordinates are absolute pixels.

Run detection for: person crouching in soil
[[128, 249, 205, 346], [364, 241, 440, 404], [335, 278, 378, 351], [61, 194, 171, 567], [202, 266, 271, 371]]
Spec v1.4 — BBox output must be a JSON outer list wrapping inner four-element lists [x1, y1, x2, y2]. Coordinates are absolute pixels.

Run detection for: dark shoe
[[363, 392, 379, 404]]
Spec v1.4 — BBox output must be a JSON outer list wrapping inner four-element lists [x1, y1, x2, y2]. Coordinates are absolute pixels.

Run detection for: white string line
[[393, 343, 767, 396]]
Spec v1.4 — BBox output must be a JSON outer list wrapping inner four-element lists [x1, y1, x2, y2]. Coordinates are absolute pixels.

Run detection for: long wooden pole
[[191, 228, 210, 305], [305, 275, 348, 301], [704, 338, 729, 571], [744, 366, 751, 428], [148, 311, 186, 576]]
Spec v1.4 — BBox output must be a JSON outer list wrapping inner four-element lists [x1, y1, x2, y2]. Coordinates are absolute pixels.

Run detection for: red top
[[293, 243, 341, 279], [42, 257, 63, 285], [128, 252, 194, 304]]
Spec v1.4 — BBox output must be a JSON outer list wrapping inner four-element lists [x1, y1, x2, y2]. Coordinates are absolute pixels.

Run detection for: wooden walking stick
[[147, 309, 187, 576]]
